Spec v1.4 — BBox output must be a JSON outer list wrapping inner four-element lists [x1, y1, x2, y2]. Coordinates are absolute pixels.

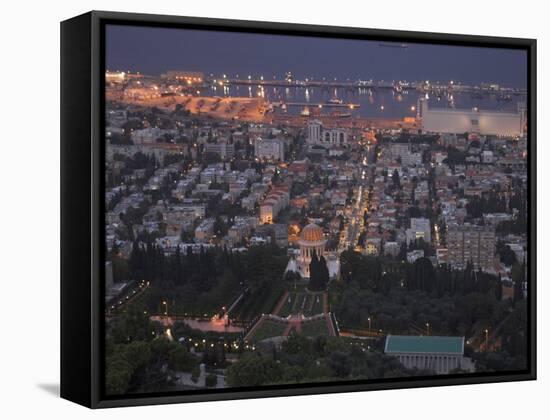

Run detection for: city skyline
[[103, 22, 529, 397]]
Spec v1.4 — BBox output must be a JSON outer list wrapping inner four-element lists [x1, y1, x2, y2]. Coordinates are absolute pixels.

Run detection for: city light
[[102, 36, 528, 394]]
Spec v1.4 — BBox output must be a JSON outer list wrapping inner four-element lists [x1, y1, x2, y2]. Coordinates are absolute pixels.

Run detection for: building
[[256, 223, 288, 248], [288, 160, 308, 179], [131, 127, 176, 145], [365, 237, 382, 256], [105, 71, 126, 84], [308, 120, 322, 144], [162, 70, 204, 84], [194, 218, 215, 243], [407, 249, 425, 263], [297, 223, 327, 278], [384, 241, 400, 257], [259, 187, 289, 224], [204, 142, 234, 160], [420, 99, 526, 137], [389, 143, 422, 167], [155, 236, 183, 256], [178, 201, 206, 219], [447, 224, 496, 272], [436, 248, 448, 265], [254, 137, 285, 161], [384, 335, 467, 374], [307, 120, 348, 147], [406, 218, 431, 245]]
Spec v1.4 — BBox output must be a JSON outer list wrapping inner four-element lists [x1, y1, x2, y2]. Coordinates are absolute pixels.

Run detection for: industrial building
[[420, 99, 526, 137]]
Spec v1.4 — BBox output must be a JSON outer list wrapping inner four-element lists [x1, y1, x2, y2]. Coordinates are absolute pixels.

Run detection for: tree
[[495, 274, 503, 301], [105, 354, 134, 395], [498, 244, 517, 267], [226, 354, 283, 387], [205, 374, 218, 388], [318, 255, 330, 289], [308, 252, 320, 290], [190, 365, 201, 383], [169, 344, 197, 371], [105, 340, 152, 395], [392, 169, 401, 190], [328, 351, 352, 377], [308, 252, 328, 291], [213, 216, 228, 237], [513, 260, 525, 303]]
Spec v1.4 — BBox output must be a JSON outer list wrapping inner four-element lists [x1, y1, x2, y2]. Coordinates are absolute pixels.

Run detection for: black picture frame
[[61, 10, 537, 409]]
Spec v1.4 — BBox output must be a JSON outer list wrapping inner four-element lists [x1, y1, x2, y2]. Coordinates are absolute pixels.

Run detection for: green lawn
[[291, 292, 305, 313], [300, 318, 330, 337], [250, 320, 287, 342], [310, 294, 324, 315], [278, 294, 295, 317]]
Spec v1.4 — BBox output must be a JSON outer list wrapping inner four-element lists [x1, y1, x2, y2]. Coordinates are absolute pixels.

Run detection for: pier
[[210, 78, 527, 96], [280, 102, 361, 108]]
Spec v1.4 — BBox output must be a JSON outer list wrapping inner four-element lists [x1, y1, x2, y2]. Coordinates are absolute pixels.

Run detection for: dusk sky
[[106, 24, 527, 88]]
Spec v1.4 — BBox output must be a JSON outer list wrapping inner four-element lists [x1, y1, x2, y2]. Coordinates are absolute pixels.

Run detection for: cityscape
[[104, 25, 529, 395]]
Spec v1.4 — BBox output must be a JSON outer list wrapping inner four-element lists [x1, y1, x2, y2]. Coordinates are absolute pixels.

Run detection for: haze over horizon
[[106, 24, 527, 89]]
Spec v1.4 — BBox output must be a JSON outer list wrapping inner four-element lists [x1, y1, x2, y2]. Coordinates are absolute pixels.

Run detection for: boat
[[328, 111, 351, 118], [327, 98, 343, 105], [379, 42, 408, 49], [497, 94, 513, 102]]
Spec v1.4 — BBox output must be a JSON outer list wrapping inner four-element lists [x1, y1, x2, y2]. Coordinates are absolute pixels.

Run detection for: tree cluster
[[308, 252, 329, 291]]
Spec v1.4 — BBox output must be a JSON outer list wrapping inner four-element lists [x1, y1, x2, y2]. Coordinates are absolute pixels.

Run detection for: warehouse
[[420, 99, 526, 136]]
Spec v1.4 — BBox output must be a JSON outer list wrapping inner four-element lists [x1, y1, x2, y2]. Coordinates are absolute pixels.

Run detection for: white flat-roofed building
[[131, 127, 177, 145], [420, 99, 526, 136], [204, 142, 234, 160], [406, 218, 432, 245], [254, 137, 285, 161]]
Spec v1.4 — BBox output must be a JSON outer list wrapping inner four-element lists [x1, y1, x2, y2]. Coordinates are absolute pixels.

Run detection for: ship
[[328, 111, 351, 118], [379, 42, 408, 49], [497, 94, 513, 102]]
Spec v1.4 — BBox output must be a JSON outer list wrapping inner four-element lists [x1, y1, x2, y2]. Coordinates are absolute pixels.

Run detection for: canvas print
[[103, 24, 529, 396]]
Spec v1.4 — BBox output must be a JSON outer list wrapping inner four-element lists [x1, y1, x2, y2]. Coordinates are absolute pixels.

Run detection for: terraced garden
[[300, 318, 331, 337], [249, 319, 288, 341], [277, 291, 325, 317]]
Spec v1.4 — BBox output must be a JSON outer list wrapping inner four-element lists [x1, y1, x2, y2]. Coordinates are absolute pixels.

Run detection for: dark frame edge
[[60, 11, 94, 408], [90, 10, 536, 47], [94, 372, 536, 409], [527, 38, 536, 381]]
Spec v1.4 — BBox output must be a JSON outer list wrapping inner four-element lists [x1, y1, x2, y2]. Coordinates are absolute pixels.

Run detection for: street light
[[484, 328, 489, 351], [425, 322, 430, 336], [368, 316, 372, 336], [162, 300, 168, 316]]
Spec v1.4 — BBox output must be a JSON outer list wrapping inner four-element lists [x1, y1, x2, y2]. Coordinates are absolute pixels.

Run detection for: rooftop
[[301, 223, 324, 242], [385, 335, 464, 355]]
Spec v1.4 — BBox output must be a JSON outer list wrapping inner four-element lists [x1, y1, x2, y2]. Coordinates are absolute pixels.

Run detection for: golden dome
[[301, 223, 324, 242]]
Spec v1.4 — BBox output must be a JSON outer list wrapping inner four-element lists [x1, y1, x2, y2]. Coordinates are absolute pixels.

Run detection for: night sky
[[106, 24, 527, 88]]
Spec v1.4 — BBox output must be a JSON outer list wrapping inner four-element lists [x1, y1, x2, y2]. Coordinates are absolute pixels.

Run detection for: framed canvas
[[60, 11, 536, 408]]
